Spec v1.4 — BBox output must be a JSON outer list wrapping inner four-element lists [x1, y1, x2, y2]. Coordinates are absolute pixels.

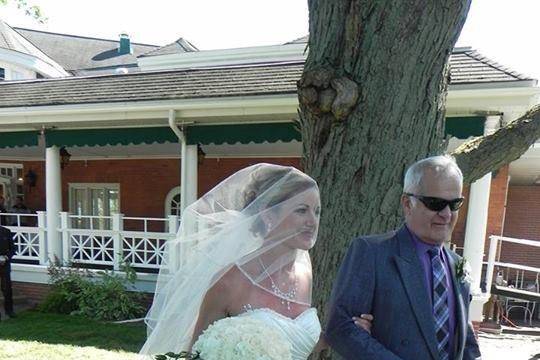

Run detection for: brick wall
[[502, 185, 540, 270], [12, 281, 51, 304], [18, 158, 301, 217], [451, 166, 509, 261], [198, 158, 301, 196]]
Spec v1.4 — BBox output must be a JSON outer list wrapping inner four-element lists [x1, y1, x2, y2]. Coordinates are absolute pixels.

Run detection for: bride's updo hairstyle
[[242, 165, 317, 237]]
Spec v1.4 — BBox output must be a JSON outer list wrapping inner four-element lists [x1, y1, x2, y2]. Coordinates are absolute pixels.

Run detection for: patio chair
[[503, 270, 538, 325]]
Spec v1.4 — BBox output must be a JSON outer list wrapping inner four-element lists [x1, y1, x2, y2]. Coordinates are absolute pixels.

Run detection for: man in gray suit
[[326, 155, 481, 359]]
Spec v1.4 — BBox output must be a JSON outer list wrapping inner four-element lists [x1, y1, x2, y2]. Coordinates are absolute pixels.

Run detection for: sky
[[1, 0, 539, 80]]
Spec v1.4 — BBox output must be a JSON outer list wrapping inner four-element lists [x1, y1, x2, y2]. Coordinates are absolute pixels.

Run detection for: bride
[[140, 163, 370, 359]]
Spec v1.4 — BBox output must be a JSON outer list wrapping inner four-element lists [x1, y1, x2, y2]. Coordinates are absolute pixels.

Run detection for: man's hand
[[353, 314, 374, 334]]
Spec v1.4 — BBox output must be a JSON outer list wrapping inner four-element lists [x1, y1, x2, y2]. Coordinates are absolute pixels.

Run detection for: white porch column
[[180, 143, 198, 211], [45, 146, 63, 264], [462, 172, 492, 321]]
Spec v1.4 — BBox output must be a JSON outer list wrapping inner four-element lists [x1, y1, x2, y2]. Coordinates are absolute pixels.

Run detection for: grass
[[0, 310, 147, 359]]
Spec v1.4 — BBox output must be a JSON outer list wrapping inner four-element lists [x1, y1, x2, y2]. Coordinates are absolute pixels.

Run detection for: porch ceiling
[[509, 143, 540, 185]]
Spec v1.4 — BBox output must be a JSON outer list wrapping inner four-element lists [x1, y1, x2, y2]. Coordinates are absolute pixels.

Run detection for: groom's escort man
[[326, 156, 481, 360]]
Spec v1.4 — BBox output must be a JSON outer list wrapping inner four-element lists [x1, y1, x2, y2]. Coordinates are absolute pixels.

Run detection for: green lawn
[[0, 310, 147, 359]]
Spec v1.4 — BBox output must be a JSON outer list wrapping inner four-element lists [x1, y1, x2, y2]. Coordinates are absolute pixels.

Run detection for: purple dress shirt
[[407, 226, 456, 358]]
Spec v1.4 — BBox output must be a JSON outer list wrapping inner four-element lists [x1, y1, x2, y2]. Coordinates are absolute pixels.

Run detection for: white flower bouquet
[[192, 316, 292, 360], [154, 316, 292, 360]]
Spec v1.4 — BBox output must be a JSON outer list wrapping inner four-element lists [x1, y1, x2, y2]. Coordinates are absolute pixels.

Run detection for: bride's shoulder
[[213, 265, 251, 293]]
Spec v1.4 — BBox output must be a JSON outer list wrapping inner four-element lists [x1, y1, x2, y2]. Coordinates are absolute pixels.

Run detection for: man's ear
[[401, 194, 412, 216]]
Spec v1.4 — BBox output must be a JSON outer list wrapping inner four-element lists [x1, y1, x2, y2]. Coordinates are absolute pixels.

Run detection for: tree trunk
[[299, 0, 472, 329]]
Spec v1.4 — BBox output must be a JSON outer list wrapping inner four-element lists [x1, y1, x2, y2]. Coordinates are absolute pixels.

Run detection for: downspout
[[168, 109, 188, 212]]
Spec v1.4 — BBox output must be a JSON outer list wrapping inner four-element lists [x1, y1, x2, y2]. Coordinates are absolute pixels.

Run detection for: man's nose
[[437, 205, 452, 219]]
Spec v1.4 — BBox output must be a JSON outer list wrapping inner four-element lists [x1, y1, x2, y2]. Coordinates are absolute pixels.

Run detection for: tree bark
[[453, 105, 540, 184], [298, 0, 472, 333]]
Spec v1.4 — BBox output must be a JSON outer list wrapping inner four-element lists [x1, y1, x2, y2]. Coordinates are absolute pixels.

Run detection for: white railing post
[[60, 212, 70, 265], [167, 215, 179, 270], [485, 235, 499, 296], [112, 213, 123, 271], [37, 211, 47, 265], [46, 146, 63, 264]]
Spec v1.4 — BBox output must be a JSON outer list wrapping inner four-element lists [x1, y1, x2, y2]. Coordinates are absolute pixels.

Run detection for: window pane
[[0, 68, 4, 81], [171, 194, 181, 216], [108, 189, 119, 214], [91, 189, 105, 216], [91, 189, 106, 229], [71, 188, 88, 228]]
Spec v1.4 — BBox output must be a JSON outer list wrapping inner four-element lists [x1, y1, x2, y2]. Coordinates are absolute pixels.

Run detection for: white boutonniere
[[456, 258, 472, 284]]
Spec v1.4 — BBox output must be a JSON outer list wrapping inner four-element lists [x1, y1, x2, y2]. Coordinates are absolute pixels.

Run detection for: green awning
[[44, 123, 301, 147], [445, 116, 485, 139], [45, 127, 178, 147], [187, 123, 300, 145], [0, 131, 39, 148], [42, 117, 483, 148]]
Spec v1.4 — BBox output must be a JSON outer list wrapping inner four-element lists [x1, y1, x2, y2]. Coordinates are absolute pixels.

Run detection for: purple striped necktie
[[429, 248, 450, 360]]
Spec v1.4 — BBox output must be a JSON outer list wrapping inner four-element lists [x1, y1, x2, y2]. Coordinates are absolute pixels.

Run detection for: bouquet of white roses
[[192, 316, 292, 360], [154, 316, 292, 360]]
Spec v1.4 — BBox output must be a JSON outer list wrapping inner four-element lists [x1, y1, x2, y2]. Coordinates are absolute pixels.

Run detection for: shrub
[[39, 260, 146, 321]]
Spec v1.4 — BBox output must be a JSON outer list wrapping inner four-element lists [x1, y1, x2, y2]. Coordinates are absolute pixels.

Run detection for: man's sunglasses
[[405, 193, 465, 212]]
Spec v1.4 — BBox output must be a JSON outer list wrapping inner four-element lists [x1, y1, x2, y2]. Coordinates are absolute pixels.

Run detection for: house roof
[[139, 38, 198, 57], [450, 47, 531, 83], [0, 47, 535, 109], [281, 36, 532, 84], [285, 35, 309, 45], [0, 62, 304, 108], [12, 27, 159, 73], [0, 20, 64, 70]]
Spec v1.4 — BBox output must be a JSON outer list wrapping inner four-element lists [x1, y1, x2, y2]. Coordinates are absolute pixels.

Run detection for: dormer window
[[0, 68, 4, 81]]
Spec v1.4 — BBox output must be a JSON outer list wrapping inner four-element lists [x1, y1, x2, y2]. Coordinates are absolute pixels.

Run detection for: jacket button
[[401, 339, 409, 346]]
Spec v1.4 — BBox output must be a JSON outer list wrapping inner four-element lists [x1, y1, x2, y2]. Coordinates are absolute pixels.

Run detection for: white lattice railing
[[485, 235, 540, 295], [60, 213, 178, 270], [5, 211, 47, 264]]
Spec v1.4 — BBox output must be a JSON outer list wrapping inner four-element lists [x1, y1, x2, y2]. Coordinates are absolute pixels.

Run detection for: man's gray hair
[[403, 155, 463, 194]]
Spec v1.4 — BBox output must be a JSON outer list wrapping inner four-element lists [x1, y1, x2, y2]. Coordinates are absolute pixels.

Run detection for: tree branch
[[452, 105, 540, 184], [0, 0, 47, 23]]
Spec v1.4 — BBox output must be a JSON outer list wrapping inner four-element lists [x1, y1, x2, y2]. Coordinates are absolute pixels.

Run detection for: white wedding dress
[[238, 307, 321, 360]]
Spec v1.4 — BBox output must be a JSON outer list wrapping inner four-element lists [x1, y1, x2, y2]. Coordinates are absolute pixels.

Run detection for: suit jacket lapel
[[444, 247, 467, 359], [393, 226, 439, 360]]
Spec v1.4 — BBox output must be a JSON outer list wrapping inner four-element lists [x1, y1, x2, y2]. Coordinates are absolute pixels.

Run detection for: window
[[0, 163, 24, 206], [165, 186, 181, 217], [0, 68, 4, 81], [69, 183, 120, 229]]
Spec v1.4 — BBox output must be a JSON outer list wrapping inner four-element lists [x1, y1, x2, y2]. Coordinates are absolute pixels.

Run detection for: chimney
[[118, 33, 132, 55]]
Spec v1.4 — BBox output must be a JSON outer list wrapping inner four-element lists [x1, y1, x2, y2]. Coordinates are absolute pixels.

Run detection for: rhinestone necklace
[[258, 258, 298, 311]]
